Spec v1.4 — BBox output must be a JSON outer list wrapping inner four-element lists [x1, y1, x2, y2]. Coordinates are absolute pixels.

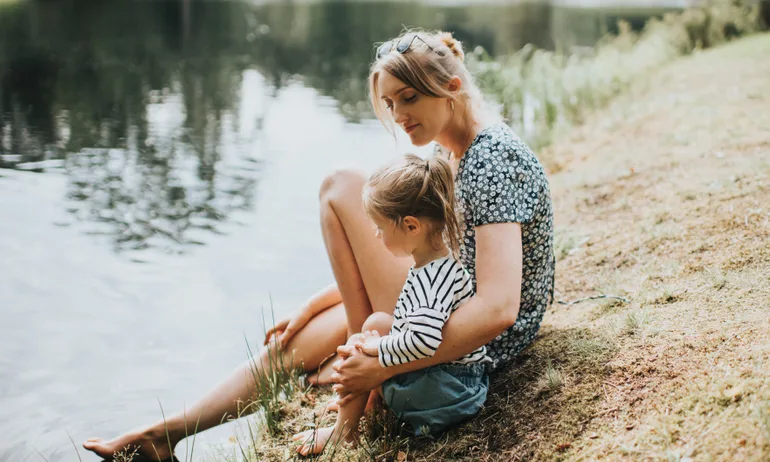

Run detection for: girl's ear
[[402, 216, 421, 234]]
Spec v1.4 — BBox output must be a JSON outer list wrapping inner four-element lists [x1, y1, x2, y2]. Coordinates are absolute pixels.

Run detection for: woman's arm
[[332, 223, 523, 400], [264, 283, 342, 346]]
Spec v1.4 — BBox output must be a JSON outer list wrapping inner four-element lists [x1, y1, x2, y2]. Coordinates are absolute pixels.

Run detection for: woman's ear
[[447, 76, 462, 94]]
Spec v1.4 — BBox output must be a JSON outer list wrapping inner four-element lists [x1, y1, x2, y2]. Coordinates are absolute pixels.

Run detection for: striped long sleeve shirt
[[377, 255, 489, 367]]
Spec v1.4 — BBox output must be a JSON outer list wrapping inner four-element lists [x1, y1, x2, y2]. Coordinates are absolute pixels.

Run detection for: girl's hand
[[355, 330, 382, 357], [263, 313, 310, 348]]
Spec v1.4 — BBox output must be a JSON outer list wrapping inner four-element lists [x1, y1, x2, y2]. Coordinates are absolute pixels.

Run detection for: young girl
[[291, 153, 490, 455]]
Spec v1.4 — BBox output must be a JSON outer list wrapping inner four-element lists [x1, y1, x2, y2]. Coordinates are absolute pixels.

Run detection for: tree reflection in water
[[1, 0, 671, 253], [64, 142, 259, 253]]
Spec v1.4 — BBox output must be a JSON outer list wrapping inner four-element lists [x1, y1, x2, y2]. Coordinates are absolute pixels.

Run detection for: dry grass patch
[[547, 33, 770, 461]]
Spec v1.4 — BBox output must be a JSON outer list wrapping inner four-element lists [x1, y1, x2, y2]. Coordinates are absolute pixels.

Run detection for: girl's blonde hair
[[363, 154, 461, 259], [368, 30, 491, 134]]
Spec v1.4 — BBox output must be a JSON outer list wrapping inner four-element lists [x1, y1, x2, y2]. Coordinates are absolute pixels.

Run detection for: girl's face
[[370, 213, 423, 258], [377, 71, 453, 147]]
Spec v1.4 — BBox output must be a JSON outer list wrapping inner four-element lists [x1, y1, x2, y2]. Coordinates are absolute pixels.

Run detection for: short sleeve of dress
[[465, 134, 540, 227]]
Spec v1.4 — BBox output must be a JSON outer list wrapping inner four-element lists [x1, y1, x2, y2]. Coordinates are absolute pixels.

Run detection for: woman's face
[[377, 71, 452, 146]]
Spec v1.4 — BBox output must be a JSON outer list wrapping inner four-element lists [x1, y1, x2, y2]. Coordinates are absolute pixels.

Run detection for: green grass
[[565, 330, 616, 363]]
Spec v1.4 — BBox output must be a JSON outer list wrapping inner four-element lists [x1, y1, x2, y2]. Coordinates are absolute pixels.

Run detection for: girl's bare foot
[[324, 397, 340, 413], [291, 425, 355, 456], [82, 426, 178, 461], [322, 389, 379, 415]]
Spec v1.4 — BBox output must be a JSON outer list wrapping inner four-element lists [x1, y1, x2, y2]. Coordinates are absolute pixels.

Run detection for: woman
[[83, 30, 554, 460]]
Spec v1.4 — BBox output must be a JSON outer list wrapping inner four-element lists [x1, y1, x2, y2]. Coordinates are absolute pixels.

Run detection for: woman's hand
[[264, 284, 342, 348], [331, 344, 391, 406], [263, 313, 310, 348]]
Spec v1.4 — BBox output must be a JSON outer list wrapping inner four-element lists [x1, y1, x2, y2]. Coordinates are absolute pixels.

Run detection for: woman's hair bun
[[437, 32, 464, 62]]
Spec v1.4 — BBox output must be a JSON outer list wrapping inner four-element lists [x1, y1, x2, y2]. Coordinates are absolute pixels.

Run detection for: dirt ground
[[243, 34, 770, 462]]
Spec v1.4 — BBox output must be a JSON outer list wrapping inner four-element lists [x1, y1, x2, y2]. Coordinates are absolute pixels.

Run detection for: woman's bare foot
[[306, 353, 337, 386], [82, 426, 178, 461], [291, 425, 355, 456]]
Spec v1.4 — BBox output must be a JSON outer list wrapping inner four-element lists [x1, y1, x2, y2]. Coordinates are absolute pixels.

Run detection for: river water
[[0, 1, 675, 460]]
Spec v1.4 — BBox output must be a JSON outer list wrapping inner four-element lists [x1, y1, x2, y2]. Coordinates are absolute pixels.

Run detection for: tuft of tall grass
[[242, 308, 306, 438], [537, 360, 566, 393], [623, 309, 651, 335], [553, 228, 590, 261], [469, 0, 762, 151], [358, 408, 412, 462], [566, 331, 615, 362]]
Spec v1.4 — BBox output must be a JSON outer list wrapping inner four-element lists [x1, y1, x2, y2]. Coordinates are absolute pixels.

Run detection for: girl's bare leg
[[293, 312, 393, 455], [293, 335, 369, 456], [83, 303, 348, 461]]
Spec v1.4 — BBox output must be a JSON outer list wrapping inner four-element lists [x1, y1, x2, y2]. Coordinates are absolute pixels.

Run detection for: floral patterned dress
[[443, 123, 555, 372]]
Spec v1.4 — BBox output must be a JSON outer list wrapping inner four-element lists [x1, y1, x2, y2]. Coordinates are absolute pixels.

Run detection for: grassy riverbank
[[208, 32, 770, 462]]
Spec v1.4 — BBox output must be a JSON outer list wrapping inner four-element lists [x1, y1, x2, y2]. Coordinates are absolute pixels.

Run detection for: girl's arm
[[264, 283, 342, 347], [332, 223, 523, 400], [373, 262, 474, 366]]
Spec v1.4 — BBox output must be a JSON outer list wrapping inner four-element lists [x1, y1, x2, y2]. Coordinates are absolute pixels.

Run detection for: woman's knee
[[362, 312, 393, 336], [319, 169, 366, 203]]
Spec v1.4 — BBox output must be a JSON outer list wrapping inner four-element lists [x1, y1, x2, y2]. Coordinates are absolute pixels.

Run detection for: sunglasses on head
[[376, 33, 435, 60]]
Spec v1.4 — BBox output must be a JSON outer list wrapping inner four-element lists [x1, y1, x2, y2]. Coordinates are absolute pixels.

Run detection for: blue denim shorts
[[382, 362, 488, 438]]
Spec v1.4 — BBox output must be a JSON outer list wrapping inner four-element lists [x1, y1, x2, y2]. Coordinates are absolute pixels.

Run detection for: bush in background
[[470, 0, 763, 151]]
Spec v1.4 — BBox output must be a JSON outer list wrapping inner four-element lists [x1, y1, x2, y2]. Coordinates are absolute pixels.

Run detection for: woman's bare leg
[[318, 169, 411, 334], [305, 170, 409, 385], [83, 303, 347, 461]]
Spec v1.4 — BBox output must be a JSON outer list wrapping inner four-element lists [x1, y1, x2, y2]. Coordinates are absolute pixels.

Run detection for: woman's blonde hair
[[363, 154, 461, 259], [368, 30, 490, 134]]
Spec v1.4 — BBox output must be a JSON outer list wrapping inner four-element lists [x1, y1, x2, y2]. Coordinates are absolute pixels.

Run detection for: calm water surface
[[0, 1, 673, 460]]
